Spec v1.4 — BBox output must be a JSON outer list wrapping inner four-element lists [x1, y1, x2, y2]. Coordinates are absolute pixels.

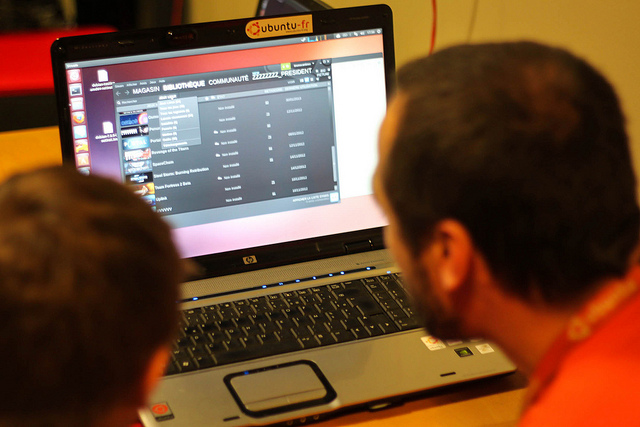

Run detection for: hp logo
[[243, 255, 257, 265]]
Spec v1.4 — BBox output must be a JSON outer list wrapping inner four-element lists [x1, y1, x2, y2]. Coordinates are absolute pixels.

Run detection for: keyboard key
[[217, 318, 236, 329], [183, 326, 200, 336], [191, 334, 207, 345], [324, 310, 341, 323], [274, 318, 296, 331], [351, 326, 371, 339], [234, 316, 253, 328], [332, 299, 351, 309], [184, 313, 203, 327], [294, 326, 313, 339], [389, 308, 409, 320], [298, 294, 317, 306], [234, 300, 255, 316], [276, 328, 296, 341], [315, 332, 337, 345], [282, 307, 301, 318], [208, 330, 227, 343], [364, 281, 384, 292], [267, 296, 288, 310], [193, 354, 216, 369], [225, 328, 243, 339], [176, 336, 192, 348], [316, 300, 336, 312], [306, 312, 324, 324], [257, 332, 279, 345], [225, 338, 246, 351], [361, 323, 384, 337], [396, 317, 420, 330], [378, 320, 399, 334], [298, 336, 321, 349], [165, 360, 179, 376], [239, 335, 261, 348], [292, 316, 313, 328], [312, 289, 333, 303], [174, 355, 196, 373], [258, 321, 279, 334], [214, 340, 303, 365], [242, 324, 260, 337], [341, 318, 361, 330], [332, 329, 356, 343], [324, 319, 344, 332], [341, 306, 361, 319], [213, 348, 256, 366], [218, 303, 239, 320], [248, 297, 272, 313], [271, 338, 303, 353], [353, 298, 383, 316], [310, 322, 329, 335], [205, 341, 227, 353]]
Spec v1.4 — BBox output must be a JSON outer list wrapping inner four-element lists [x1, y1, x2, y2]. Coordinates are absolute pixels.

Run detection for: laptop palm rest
[[225, 361, 337, 417]]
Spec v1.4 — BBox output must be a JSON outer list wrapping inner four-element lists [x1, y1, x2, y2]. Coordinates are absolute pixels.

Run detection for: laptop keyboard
[[166, 273, 420, 375]]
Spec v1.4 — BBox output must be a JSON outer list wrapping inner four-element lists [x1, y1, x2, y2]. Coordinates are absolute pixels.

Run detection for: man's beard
[[406, 263, 468, 341]]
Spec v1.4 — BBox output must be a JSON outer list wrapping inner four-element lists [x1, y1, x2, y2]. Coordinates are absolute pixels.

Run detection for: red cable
[[171, 0, 184, 26], [430, 0, 437, 54]]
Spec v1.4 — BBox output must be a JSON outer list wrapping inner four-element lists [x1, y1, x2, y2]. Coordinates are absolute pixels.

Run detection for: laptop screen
[[54, 10, 391, 262]]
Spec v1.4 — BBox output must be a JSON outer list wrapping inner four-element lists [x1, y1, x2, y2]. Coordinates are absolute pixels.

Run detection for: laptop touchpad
[[225, 361, 336, 417]]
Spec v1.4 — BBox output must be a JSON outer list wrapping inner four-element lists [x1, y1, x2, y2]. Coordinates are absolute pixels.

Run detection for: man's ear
[[420, 219, 474, 293], [138, 345, 171, 405]]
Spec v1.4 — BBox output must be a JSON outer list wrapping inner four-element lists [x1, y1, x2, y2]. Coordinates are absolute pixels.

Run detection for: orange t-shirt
[[520, 267, 640, 426]]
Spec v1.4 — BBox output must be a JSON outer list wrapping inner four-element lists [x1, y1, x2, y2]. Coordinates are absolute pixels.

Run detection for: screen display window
[[63, 30, 388, 258]]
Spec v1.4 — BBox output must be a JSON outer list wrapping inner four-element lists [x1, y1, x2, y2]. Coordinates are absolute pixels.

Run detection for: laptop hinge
[[344, 239, 374, 255]]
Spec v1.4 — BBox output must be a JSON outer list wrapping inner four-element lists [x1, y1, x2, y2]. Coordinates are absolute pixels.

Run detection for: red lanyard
[[523, 269, 640, 410]]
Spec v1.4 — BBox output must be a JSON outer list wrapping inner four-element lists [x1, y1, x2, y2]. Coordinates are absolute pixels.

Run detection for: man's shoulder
[[520, 289, 640, 426], [521, 352, 640, 426]]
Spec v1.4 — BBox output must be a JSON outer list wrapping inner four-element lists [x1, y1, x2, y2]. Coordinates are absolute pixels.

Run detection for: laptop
[[256, 0, 331, 16], [51, 5, 516, 426]]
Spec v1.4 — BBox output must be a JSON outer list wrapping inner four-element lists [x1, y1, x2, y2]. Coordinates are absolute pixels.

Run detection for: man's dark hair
[[383, 41, 639, 305], [0, 166, 184, 426]]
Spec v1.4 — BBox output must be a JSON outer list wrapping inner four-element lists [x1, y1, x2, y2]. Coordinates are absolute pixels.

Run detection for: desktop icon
[[69, 83, 82, 96], [76, 152, 90, 167], [102, 121, 114, 134], [74, 139, 89, 153], [73, 125, 87, 139], [70, 97, 84, 111], [67, 69, 82, 83], [72, 111, 86, 124], [97, 69, 109, 82]]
